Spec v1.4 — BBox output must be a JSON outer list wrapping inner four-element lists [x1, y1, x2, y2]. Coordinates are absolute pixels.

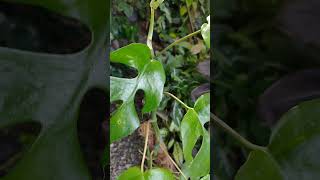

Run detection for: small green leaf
[[117, 167, 143, 180], [173, 142, 184, 166], [144, 168, 175, 180], [180, 93, 210, 178], [110, 43, 166, 143], [236, 99, 320, 180], [201, 16, 210, 48], [117, 167, 175, 180], [171, 101, 184, 130], [186, 0, 193, 7]]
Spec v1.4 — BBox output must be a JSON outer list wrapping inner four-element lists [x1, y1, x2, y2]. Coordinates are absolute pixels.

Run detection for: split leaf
[[110, 43, 166, 143], [180, 93, 210, 179]]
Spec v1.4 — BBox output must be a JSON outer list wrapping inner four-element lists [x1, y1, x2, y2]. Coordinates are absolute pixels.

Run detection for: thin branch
[[141, 121, 150, 172], [147, 7, 155, 56], [158, 30, 201, 55], [164, 92, 191, 110], [211, 113, 267, 152]]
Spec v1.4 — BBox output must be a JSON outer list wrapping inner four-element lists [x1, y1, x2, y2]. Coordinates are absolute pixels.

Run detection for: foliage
[[0, 0, 107, 179], [235, 99, 320, 180], [118, 167, 175, 180], [110, 43, 165, 143], [213, 0, 320, 179], [180, 94, 210, 178], [110, 0, 210, 179]]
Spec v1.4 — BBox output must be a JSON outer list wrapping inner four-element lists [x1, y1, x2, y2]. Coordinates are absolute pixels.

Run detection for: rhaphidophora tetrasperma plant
[[109, 0, 210, 179]]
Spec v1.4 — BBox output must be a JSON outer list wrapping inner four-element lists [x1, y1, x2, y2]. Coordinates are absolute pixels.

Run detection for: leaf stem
[[211, 113, 267, 152], [158, 29, 201, 55], [147, 7, 155, 56], [151, 111, 187, 179], [141, 121, 150, 172], [164, 92, 191, 110]]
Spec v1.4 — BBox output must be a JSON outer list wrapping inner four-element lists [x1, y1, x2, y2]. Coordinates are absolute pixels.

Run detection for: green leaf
[[110, 43, 166, 143], [118, 1, 134, 18], [201, 16, 210, 48], [180, 93, 210, 179], [235, 150, 282, 180], [117, 167, 175, 180], [200, 174, 210, 180], [194, 93, 210, 126], [236, 99, 320, 180], [173, 142, 184, 167], [186, 0, 193, 7], [170, 101, 184, 131], [0, 0, 107, 179]]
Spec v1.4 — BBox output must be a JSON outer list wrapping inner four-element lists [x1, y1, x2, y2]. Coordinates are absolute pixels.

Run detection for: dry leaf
[[138, 121, 155, 150]]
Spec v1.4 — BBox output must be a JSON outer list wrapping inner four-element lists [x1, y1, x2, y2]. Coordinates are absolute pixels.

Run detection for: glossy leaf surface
[[110, 43, 166, 143], [0, 0, 108, 179], [236, 99, 320, 180], [180, 93, 210, 179], [201, 16, 210, 48], [117, 167, 174, 180]]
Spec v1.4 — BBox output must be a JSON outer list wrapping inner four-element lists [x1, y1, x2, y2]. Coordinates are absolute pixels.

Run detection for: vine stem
[[141, 121, 150, 172], [158, 29, 201, 55], [164, 92, 191, 110], [147, 2, 155, 56], [211, 113, 267, 152]]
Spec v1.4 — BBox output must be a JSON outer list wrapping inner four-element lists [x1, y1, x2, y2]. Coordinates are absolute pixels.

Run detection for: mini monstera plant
[[109, 0, 210, 179]]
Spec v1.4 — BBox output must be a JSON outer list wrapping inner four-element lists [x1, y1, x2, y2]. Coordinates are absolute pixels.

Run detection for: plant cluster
[[109, 0, 210, 179]]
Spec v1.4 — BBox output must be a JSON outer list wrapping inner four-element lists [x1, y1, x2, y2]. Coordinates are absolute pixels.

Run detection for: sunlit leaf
[[117, 167, 174, 180], [201, 16, 210, 48], [110, 43, 166, 143], [180, 93, 210, 178]]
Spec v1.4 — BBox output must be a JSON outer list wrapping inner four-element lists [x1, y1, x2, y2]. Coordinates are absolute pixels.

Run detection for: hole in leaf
[[192, 136, 203, 158], [110, 62, 138, 78], [0, 1, 91, 54], [135, 90, 149, 122], [204, 121, 209, 131], [0, 121, 41, 177], [77, 89, 107, 180]]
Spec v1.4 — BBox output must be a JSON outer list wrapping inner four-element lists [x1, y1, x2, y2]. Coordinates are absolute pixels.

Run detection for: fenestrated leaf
[[110, 43, 166, 143], [0, 0, 108, 179], [201, 16, 210, 48], [236, 99, 320, 180], [180, 93, 210, 179], [117, 167, 175, 180]]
